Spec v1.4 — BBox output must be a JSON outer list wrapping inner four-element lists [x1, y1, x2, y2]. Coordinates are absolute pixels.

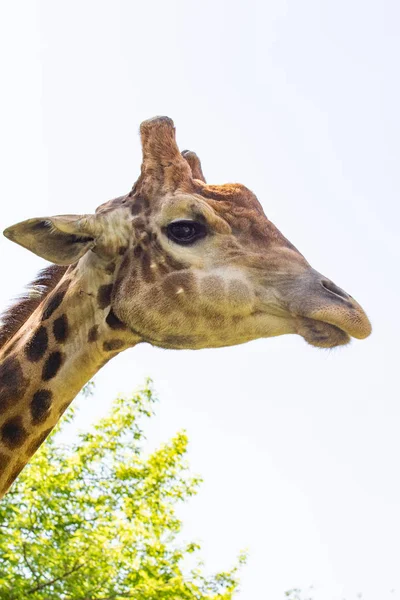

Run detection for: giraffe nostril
[[321, 280, 351, 301]]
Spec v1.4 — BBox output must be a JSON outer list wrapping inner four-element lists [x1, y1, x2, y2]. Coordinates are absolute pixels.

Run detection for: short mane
[[0, 265, 67, 349]]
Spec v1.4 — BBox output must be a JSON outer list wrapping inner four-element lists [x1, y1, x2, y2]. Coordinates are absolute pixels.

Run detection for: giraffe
[[0, 116, 371, 497]]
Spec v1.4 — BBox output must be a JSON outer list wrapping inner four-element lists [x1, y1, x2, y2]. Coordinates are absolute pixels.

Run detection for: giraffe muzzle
[[285, 270, 372, 347]]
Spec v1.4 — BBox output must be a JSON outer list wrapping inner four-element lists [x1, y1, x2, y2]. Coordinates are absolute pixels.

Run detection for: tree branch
[[27, 561, 85, 595], [22, 542, 41, 585]]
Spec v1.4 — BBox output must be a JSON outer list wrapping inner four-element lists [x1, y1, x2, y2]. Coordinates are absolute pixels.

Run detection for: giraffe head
[[4, 116, 371, 350]]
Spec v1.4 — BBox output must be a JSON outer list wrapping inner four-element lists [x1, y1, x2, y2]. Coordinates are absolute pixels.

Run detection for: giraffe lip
[[252, 306, 353, 348], [296, 317, 351, 348]]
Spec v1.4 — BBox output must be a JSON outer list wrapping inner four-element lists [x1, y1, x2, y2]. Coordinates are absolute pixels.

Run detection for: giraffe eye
[[166, 220, 207, 245]]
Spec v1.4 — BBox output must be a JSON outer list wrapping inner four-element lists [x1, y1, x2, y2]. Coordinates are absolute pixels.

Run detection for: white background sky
[[0, 1, 399, 599]]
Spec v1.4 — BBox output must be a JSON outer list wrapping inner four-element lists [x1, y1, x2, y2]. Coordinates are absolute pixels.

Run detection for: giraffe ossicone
[[0, 116, 371, 496]]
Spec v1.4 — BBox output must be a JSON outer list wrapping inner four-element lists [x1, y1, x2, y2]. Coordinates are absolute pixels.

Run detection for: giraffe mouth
[[281, 271, 372, 348], [296, 317, 351, 348]]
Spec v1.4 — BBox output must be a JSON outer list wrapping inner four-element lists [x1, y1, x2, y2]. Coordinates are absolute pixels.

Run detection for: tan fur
[[0, 116, 371, 496]]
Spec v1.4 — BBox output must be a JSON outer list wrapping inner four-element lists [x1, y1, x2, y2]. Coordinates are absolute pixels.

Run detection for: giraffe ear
[[3, 214, 98, 265]]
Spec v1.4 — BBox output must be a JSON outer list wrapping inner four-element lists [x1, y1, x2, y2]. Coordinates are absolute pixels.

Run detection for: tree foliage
[[0, 382, 243, 599]]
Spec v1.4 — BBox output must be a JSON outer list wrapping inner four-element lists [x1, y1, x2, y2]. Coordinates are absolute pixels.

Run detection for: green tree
[[0, 382, 243, 599]]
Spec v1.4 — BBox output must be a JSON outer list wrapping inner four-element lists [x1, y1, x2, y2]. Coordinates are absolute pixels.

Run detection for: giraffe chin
[[296, 317, 351, 349]]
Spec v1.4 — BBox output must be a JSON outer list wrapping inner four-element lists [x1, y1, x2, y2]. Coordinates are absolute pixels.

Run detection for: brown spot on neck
[[42, 280, 70, 321], [25, 326, 48, 362], [42, 351, 64, 381], [53, 315, 69, 343], [1, 416, 28, 449], [30, 390, 53, 424], [0, 357, 30, 415], [88, 325, 99, 342], [97, 284, 113, 309]]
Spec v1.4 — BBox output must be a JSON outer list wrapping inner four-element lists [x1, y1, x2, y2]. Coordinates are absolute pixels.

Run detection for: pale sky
[[0, 1, 399, 599]]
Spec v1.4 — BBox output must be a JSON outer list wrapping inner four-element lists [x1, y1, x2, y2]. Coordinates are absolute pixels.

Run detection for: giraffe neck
[[0, 256, 140, 496]]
